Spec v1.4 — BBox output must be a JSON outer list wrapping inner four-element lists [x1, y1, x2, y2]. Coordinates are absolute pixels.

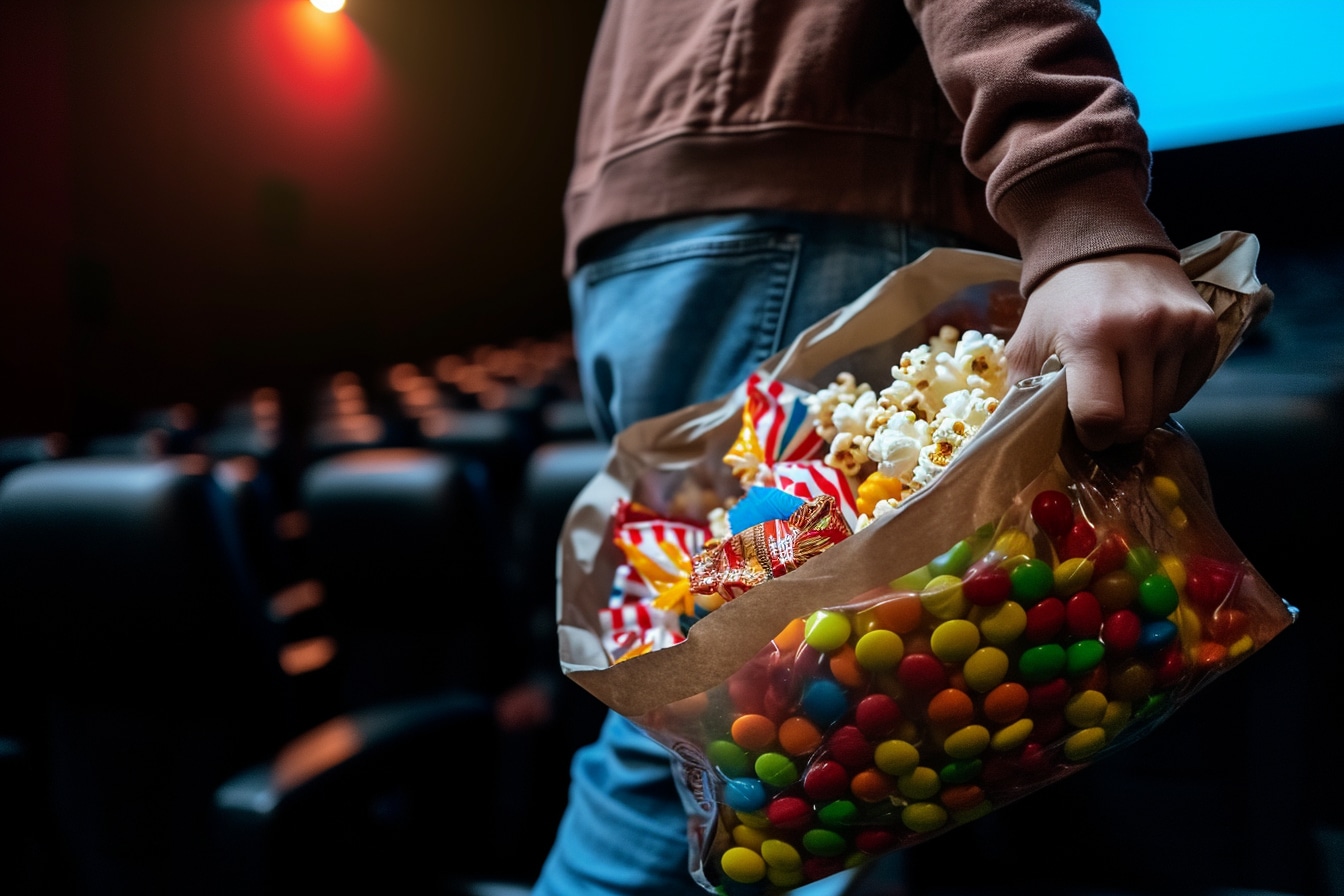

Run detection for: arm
[[905, 0, 1219, 449]]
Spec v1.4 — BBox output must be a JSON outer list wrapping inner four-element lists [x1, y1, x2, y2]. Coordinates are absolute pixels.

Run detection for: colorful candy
[[630, 478, 1283, 896]]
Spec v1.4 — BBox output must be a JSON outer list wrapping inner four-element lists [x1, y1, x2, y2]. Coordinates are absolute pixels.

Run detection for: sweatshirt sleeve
[[904, 0, 1181, 293]]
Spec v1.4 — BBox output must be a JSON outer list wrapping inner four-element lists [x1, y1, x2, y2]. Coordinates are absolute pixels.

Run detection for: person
[[533, 2, 1220, 894]]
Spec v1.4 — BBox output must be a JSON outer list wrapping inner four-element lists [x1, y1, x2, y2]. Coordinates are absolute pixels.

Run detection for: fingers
[[1063, 347, 1125, 452], [1013, 252, 1221, 452]]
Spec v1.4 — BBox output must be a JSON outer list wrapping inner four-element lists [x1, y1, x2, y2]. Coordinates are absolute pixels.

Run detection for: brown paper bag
[[555, 231, 1294, 893]]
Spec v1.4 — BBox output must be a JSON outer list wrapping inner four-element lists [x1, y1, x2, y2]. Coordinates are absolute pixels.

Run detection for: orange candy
[[828, 644, 869, 688], [871, 595, 924, 634], [939, 783, 986, 813], [731, 713, 777, 752], [982, 682, 1029, 724], [926, 688, 975, 730], [850, 768, 898, 803], [777, 716, 823, 756], [773, 617, 807, 654]]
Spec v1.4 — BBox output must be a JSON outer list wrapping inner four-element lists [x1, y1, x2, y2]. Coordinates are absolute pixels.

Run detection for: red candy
[[854, 828, 898, 854], [1058, 519, 1098, 561], [1027, 677, 1071, 713], [803, 760, 851, 802], [1091, 531, 1130, 576], [896, 652, 947, 695], [827, 725, 874, 770], [854, 693, 902, 739], [1030, 489, 1074, 538], [1065, 591, 1104, 639], [962, 565, 1012, 606], [1185, 555, 1242, 611], [1101, 609, 1142, 656], [766, 795, 813, 829], [1024, 597, 1066, 643]]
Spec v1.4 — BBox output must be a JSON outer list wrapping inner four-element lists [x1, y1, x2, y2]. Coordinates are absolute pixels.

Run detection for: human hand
[[1005, 253, 1219, 452]]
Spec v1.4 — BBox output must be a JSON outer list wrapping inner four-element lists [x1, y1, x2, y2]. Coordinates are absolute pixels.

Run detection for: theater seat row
[[0, 351, 613, 895]]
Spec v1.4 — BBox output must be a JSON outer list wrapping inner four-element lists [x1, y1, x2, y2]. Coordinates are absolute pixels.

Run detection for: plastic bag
[[556, 232, 1296, 894]]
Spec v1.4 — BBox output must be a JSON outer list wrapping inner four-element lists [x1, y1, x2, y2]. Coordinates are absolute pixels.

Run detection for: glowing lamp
[[311, 0, 345, 12]]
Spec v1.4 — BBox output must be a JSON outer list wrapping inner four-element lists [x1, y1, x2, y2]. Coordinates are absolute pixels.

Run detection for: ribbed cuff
[[995, 151, 1180, 294]]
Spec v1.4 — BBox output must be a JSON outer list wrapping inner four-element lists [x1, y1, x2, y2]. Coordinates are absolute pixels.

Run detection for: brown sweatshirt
[[562, 0, 1179, 292]]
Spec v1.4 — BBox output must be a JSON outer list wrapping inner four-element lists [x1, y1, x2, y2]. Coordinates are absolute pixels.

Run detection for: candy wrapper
[[556, 232, 1294, 894]]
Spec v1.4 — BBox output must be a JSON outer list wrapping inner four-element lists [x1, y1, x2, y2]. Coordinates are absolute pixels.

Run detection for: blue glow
[[1098, 1, 1344, 149]]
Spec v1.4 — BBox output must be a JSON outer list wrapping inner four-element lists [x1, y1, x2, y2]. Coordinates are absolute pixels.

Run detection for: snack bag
[[556, 232, 1295, 894]]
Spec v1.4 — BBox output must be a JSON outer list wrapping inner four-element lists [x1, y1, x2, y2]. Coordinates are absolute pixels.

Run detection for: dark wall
[[0, 0, 605, 438]]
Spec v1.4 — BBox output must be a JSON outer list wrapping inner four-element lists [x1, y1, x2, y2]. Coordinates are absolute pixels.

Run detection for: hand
[[1005, 253, 1219, 452]]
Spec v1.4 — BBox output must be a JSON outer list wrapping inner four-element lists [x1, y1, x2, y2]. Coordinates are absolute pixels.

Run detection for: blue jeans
[[534, 212, 970, 896]]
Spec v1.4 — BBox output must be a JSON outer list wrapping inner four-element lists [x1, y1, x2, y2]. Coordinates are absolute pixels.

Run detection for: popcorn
[[813, 327, 1008, 518], [804, 372, 871, 443]]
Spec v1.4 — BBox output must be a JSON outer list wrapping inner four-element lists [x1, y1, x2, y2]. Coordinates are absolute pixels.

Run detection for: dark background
[[1, 0, 605, 442], [2, 1, 1341, 443]]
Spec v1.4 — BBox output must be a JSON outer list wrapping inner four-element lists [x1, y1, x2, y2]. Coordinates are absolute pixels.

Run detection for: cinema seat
[[213, 689, 531, 895], [0, 455, 293, 895], [298, 447, 505, 711]]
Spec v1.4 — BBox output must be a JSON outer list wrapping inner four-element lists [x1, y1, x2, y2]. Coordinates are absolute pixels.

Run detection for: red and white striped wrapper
[[772, 459, 861, 531], [598, 588, 685, 662], [742, 372, 826, 467]]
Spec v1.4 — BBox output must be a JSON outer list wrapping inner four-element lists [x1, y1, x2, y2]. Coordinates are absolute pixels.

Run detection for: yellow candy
[[1053, 557, 1094, 597], [735, 810, 771, 830], [1064, 689, 1108, 728], [902, 802, 949, 833], [733, 824, 769, 850], [898, 766, 942, 800], [1150, 475, 1181, 509], [1159, 553, 1187, 592], [720, 847, 766, 883], [978, 600, 1027, 645], [768, 867, 806, 889], [854, 629, 905, 671], [993, 528, 1035, 559], [943, 724, 991, 759], [952, 800, 994, 824], [962, 646, 1010, 692], [929, 619, 980, 663], [1063, 726, 1108, 761], [1100, 700, 1132, 740], [760, 839, 802, 871], [920, 574, 967, 620], [874, 739, 921, 776], [1229, 634, 1255, 658], [990, 718, 1034, 752]]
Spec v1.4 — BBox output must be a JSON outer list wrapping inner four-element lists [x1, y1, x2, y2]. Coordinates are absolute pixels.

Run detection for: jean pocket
[[571, 231, 802, 436]]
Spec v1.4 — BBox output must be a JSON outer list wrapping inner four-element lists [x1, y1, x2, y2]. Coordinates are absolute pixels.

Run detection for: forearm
[[905, 0, 1178, 291]]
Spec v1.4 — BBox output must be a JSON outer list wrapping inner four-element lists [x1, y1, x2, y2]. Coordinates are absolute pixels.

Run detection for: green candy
[[928, 538, 974, 577], [1018, 643, 1067, 682], [1065, 638, 1105, 676], [1137, 573, 1180, 619], [754, 752, 798, 788], [707, 739, 751, 777], [1009, 558, 1054, 605]]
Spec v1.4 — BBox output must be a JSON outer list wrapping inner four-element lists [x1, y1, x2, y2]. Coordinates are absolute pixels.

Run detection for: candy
[[777, 716, 823, 756], [633, 475, 1280, 895], [804, 610, 853, 652], [1030, 490, 1074, 538], [691, 495, 851, 602], [721, 846, 767, 883]]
